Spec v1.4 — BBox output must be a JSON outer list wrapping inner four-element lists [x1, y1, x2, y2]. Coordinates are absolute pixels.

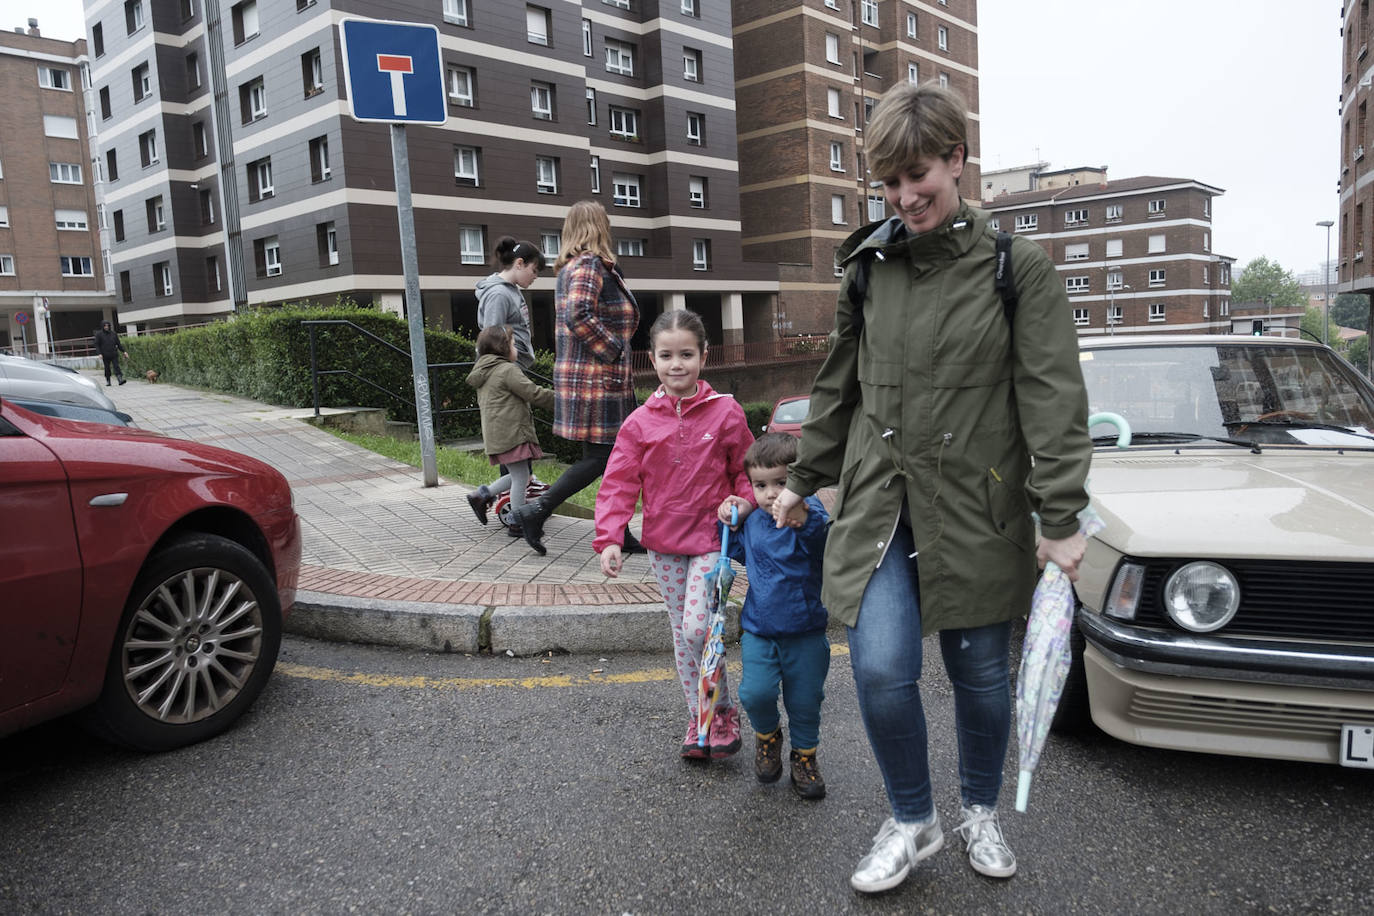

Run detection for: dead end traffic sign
[[339, 19, 446, 125]]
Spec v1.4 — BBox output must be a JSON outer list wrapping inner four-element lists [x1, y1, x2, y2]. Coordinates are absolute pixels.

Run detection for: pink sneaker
[[708, 705, 741, 759], [681, 720, 709, 759]]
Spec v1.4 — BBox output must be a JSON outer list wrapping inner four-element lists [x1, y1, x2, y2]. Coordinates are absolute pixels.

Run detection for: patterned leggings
[[650, 550, 733, 716]]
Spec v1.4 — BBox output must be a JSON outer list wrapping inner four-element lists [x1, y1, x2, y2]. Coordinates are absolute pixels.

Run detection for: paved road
[[3, 635, 1371, 915]]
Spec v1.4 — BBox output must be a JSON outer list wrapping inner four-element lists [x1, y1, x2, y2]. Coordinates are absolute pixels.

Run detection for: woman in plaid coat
[[512, 200, 644, 556]]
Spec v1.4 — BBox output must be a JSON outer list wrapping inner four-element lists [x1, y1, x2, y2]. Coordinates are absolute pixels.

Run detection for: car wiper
[[1093, 431, 1262, 453], [1228, 418, 1374, 443]]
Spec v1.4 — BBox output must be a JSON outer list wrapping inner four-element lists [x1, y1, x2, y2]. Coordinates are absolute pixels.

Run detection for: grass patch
[[319, 427, 601, 510]]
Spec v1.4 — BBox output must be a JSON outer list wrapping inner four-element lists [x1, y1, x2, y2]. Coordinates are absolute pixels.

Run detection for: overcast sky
[[7, 0, 1344, 276]]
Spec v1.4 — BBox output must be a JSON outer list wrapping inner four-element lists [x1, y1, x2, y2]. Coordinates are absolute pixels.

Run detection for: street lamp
[[1317, 219, 1334, 347], [1107, 280, 1131, 335]]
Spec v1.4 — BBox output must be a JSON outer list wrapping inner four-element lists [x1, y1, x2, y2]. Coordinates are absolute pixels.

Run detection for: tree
[[1230, 256, 1306, 309], [1301, 306, 1338, 345], [1349, 335, 1370, 378], [1330, 293, 1370, 331]]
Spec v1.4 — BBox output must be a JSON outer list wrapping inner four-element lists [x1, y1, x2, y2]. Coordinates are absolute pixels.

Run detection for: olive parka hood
[[786, 202, 1092, 632]]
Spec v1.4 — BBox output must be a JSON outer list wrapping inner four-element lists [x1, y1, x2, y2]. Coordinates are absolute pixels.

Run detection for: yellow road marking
[[277, 644, 847, 691]]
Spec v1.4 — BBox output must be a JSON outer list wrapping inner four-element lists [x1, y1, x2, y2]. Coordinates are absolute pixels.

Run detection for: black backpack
[[845, 229, 1019, 337]]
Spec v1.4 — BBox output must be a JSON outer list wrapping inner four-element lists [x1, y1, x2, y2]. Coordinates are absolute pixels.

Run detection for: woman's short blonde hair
[[864, 82, 969, 184], [557, 200, 616, 270]]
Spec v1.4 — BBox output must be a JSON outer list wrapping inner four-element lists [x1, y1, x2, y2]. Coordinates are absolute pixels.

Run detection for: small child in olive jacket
[[464, 324, 554, 531]]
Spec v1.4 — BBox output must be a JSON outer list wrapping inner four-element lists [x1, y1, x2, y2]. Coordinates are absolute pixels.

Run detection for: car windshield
[[1079, 343, 1374, 445], [773, 398, 810, 424]]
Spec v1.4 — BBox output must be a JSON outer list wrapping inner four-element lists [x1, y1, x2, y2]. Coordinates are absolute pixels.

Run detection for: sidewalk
[[104, 375, 708, 656]]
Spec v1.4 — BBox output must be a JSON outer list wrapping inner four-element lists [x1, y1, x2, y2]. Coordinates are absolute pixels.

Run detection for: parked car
[[5, 395, 134, 426], [0, 397, 300, 751], [1059, 335, 1374, 767], [764, 394, 810, 438], [0, 353, 116, 411]]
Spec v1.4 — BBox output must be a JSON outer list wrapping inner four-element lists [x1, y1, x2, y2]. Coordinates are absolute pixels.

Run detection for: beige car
[[1058, 335, 1374, 767]]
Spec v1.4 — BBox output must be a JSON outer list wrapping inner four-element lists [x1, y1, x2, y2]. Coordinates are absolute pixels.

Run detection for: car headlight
[[1163, 562, 1240, 632]]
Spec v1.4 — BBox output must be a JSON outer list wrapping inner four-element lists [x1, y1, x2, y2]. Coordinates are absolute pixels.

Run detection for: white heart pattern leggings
[[650, 550, 732, 715]]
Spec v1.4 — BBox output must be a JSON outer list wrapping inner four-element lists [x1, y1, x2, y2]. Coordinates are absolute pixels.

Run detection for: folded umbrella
[[696, 504, 737, 747]]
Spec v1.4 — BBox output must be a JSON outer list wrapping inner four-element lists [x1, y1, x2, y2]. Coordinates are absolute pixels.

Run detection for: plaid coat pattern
[[553, 253, 640, 443]]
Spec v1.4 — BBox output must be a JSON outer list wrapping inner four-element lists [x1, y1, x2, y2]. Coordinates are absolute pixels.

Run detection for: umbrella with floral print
[[696, 504, 737, 747]]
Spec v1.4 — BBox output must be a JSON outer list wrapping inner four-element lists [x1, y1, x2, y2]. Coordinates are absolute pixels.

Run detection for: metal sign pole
[[390, 123, 438, 487]]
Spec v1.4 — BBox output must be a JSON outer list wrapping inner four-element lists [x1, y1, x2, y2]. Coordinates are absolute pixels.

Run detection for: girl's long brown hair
[[556, 200, 616, 270]]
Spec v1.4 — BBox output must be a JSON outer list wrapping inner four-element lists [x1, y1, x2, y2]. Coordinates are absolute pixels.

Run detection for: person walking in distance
[[476, 237, 544, 370], [93, 320, 128, 386]]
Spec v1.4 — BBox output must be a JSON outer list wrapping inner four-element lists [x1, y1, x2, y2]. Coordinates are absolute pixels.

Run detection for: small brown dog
[[145, 369, 160, 383]]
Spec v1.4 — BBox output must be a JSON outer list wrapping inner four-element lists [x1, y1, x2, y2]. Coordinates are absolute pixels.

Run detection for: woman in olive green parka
[[772, 83, 1092, 894]]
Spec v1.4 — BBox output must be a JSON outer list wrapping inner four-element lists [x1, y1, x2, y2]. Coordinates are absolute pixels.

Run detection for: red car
[[0, 398, 300, 751], [765, 395, 810, 439]]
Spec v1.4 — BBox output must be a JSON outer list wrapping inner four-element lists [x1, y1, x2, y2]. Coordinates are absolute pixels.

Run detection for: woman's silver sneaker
[[849, 814, 943, 893], [955, 804, 1017, 878]]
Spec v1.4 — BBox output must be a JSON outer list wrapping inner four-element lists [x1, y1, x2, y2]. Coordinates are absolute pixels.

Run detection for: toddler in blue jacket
[[718, 432, 830, 799]]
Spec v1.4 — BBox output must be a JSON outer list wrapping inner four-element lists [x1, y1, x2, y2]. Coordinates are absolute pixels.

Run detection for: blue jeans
[[847, 522, 1012, 821], [737, 630, 830, 750]]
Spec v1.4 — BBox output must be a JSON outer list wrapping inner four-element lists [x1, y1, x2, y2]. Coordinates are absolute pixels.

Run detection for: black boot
[[466, 485, 491, 525], [622, 529, 647, 555], [512, 500, 547, 556]]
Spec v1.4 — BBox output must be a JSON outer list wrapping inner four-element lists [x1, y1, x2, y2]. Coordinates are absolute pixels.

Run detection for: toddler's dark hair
[[648, 308, 708, 351], [745, 431, 798, 472], [476, 324, 514, 358], [491, 235, 546, 271]]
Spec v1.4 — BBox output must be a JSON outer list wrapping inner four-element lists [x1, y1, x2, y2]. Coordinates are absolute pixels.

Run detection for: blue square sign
[[339, 18, 447, 125]]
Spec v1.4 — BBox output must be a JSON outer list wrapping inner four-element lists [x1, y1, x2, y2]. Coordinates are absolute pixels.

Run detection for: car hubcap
[[121, 567, 264, 724]]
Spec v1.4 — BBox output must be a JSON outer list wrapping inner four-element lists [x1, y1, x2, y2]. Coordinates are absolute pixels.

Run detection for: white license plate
[[1340, 724, 1374, 768]]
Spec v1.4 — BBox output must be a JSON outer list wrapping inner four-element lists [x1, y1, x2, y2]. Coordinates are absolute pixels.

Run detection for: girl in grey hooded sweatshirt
[[475, 237, 545, 369]]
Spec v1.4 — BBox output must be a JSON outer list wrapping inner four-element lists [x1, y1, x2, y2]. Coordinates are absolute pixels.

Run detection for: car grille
[[1132, 558, 1374, 642], [1128, 688, 1363, 737]]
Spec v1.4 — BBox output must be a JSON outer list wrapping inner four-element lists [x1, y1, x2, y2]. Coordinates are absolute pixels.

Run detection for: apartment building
[[983, 175, 1233, 336], [731, 0, 981, 337], [1340, 1, 1374, 299], [86, 0, 775, 351], [0, 21, 115, 353]]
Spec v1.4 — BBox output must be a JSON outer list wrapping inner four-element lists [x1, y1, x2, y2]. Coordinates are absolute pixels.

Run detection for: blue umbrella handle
[[720, 503, 738, 557], [1088, 411, 1132, 448]]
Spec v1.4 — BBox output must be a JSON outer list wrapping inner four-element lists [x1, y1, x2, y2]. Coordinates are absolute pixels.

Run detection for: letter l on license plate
[[1340, 724, 1374, 768]]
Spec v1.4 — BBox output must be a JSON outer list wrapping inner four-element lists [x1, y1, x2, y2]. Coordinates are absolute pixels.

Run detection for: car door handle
[[89, 493, 128, 507]]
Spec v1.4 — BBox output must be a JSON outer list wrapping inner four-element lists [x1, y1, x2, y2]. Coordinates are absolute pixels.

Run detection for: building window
[[1072, 308, 1090, 326], [616, 238, 646, 257], [0, 255, 14, 276], [612, 173, 642, 207], [1065, 242, 1089, 261], [1148, 234, 1165, 253], [310, 136, 331, 182], [605, 39, 635, 76], [688, 176, 706, 208], [988, 217, 1000, 230], [248, 157, 273, 201], [681, 0, 697, 16], [193, 121, 209, 158], [830, 141, 844, 172], [608, 106, 640, 141], [187, 52, 201, 90], [146, 195, 165, 231], [62, 256, 94, 277], [825, 33, 840, 64], [459, 226, 485, 265], [454, 145, 480, 185], [132, 63, 151, 102], [861, 0, 878, 26], [55, 209, 88, 231], [1014, 213, 1037, 232], [590, 155, 600, 193], [530, 81, 554, 120], [447, 66, 474, 107], [586, 88, 597, 125], [938, 71, 950, 88], [908, 62, 919, 84], [1203, 198, 1210, 217], [138, 130, 158, 167], [200, 188, 215, 224], [181, 0, 195, 20], [443, 0, 469, 26], [1105, 238, 1122, 258], [683, 48, 702, 82], [1220, 264, 1230, 284], [1203, 266, 1210, 284], [93, 23, 104, 56], [1149, 269, 1166, 287], [99, 86, 112, 119], [1220, 299, 1229, 316], [1149, 303, 1166, 322], [1105, 204, 1122, 222], [231, 0, 259, 45], [318, 221, 339, 266], [1202, 299, 1209, 318], [262, 236, 281, 276], [686, 111, 704, 145], [241, 77, 267, 122], [938, 25, 948, 50], [1064, 208, 1087, 226], [120, 270, 131, 300], [1106, 269, 1123, 290], [106, 150, 118, 182], [1107, 304, 1122, 324], [582, 18, 592, 56], [125, 0, 145, 34], [1065, 276, 1090, 293], [603, 0, 630, 8], [692, 238, 710, 270], [1148, 198, 1166, 216], [526, 5, 551, 46], [50, 162, 82, 184], [207, 255, 221, 292], [827, 88, 842, 118], [44, 115, 78, 139], [155, 262, 173, 295], [39, 66, 72, 90], [1203, 232, 1209, 252], [302, 48, 323, 97], [541, 231, 560, 259], [536, 156, 559, 194], [906, 12, 917, 38], [868, 194, 885, 221], [831, 194, 847, 225]]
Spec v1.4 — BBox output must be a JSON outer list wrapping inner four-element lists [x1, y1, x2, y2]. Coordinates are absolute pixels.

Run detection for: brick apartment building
[[0, 21, 116, 353], [1339, 1, 1374, 302], [731, 0, 981, 337], [85, 0, 777, 352], [983, 173, 1234, 336]]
